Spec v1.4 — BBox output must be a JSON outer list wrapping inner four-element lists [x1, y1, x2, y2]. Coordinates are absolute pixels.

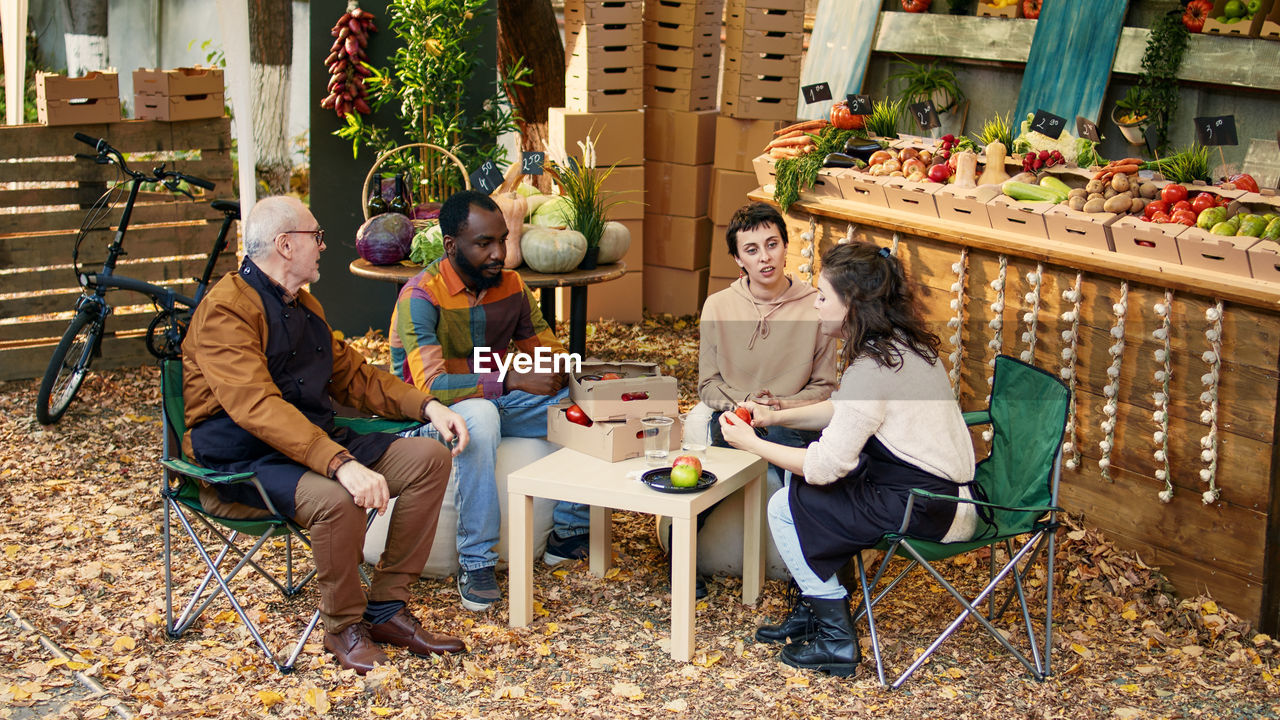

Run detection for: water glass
[[640, 415, 675, 466], [679, 411, 708, 458]]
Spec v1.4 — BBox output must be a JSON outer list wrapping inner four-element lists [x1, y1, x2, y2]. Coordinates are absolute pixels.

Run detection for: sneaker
[[543, 531, 590, 566], [456, 567, 501, 612]]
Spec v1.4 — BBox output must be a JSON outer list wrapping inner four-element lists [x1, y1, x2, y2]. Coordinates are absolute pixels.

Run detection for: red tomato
[[1215, 196, 1231, 207], [1144, 200, 1168, 218], [1160, 184, 1188, 205], [733, 406, 754, 426], [900, 0, 931, 11], [599, 372, 622, 380], [1022, 0, 1042, 19], [1150, 212, 1172, 224], [1190, 193, 1216, 215], [565, 404, 592, 427], [1172, 200, 1192, 214], [1171, 210, 1197, 226], [1227, 173, 1259, 193]]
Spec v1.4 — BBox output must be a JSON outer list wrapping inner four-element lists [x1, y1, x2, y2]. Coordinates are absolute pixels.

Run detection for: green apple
[[670, 464, 700, 488], [1224, 0, 1245, 18]]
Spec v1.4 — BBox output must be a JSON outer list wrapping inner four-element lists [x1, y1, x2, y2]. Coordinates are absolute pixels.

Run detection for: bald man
[[181, 195, 469, 674]]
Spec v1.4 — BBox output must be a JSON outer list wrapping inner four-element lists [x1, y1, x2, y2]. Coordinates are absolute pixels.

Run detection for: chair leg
[[1044, 527, 1058, 678], [855, 552, 887, 686]]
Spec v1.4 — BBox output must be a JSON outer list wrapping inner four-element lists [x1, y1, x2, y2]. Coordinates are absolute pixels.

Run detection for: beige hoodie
[[698, 275, 838, 411]]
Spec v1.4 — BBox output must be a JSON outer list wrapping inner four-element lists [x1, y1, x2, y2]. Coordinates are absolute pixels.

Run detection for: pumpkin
[[493, 191, 527, 269], [521, 226, 587, 273], [829, 101, 865, 131], [596, 221, 631, 265]]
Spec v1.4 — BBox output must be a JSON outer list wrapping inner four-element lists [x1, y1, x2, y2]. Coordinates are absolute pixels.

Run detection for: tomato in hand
[[1160, 184, 1188, 205], [733, 406, 754, 426], [1190, 193, 1216, 215], [1144, 200, 1168, 219], [565, 404, 592, 427]]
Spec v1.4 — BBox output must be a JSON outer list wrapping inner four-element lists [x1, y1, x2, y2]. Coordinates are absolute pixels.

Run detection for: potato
[[1068, 188, 1087, 200], [1103, 192, 1133, 214], [1087, 192, 1104, 202], [1085, 179, 1105, 195], [1110, 174, 1130, 193], [1083, 197, 1106, 213], [1068, 195, 1086, 211], [1130, 197, 1146, 214], [1139, 182, 1159, 199], [1104, 187, 1118, 200]]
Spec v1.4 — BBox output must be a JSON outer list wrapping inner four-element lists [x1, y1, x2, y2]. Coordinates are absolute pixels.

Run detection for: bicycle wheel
[[36, 308, 105, 425], [145, 309, 189, 359]]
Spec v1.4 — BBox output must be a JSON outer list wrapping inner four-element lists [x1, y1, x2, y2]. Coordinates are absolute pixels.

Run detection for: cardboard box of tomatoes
[[546, 400, 681, 462], [568, 361, 679, 422]]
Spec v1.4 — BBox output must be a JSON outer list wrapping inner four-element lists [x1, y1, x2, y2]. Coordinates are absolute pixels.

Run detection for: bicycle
[[35, 132, 240, 426]]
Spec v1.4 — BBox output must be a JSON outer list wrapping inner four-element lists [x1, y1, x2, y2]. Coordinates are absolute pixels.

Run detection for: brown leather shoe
[[323, 621, 387, 674], [368, 607, 467, 656]]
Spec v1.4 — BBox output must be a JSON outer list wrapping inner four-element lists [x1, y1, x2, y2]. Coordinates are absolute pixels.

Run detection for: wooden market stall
[[750, 186, 1280, 633]]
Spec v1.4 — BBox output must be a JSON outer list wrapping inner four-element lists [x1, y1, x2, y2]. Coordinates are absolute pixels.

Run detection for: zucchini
[[1039, 176, 1072, 201], [1002, 180, 1061, 203]]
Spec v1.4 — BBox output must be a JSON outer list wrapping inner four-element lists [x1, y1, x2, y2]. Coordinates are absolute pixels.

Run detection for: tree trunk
[[497, 0, 564, 192], [60, 0, 109, 77], [249, 0, 293, 196]]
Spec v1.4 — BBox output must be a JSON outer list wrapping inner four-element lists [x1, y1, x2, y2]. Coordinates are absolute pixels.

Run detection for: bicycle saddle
[[211, 199, 240, 218]]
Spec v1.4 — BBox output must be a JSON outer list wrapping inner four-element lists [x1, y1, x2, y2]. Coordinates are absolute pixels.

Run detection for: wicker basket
[[360, 142, 471, 227]]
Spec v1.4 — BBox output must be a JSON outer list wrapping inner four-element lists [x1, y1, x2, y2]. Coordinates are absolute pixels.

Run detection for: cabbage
[[409, 223, 444, 266], [530, 195, 574, 228], [356, 213, 414, 265]]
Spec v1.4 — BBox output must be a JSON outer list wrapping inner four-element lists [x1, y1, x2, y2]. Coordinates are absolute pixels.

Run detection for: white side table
[[507, 446, 768, 661]]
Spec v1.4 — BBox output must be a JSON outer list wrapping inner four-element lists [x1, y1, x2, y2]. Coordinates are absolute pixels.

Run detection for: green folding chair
[[159, 358, 417, 672], [854, 355, 1070, 688]]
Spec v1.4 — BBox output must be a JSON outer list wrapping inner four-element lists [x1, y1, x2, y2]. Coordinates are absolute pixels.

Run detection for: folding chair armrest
[[161, 458, 255, 484], [335, 416, 420, 435], [908, 487, 1060, 515], [962, 410, 991, 427]]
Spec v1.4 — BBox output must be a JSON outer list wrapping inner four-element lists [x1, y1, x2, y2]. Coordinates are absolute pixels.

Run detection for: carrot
[[773, 119, 828, 137], [769, 147, 804, 159], [765, 135, 815, 150], [1106, 164, 1141, 176], [765, 129, 806, 145]]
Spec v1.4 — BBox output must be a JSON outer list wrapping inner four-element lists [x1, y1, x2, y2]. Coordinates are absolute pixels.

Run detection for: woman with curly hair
[[719, 242, 977, 677]]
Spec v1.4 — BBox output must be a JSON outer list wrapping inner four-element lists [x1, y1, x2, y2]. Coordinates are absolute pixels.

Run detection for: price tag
[[1194, 115, 1238, 146], [1076, 116, 1101, 143], [801, 82, 833, 104], [845, 94, 871, 115], [469, 160, 504, 194], [521, 151, 545, 176], [1030, 109, 1066, 140], [907, 100, 940, 131]]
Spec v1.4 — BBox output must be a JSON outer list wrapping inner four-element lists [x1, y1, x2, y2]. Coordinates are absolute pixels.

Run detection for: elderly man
[[182, 195, 469, 674], [389, 190, 590, 612]]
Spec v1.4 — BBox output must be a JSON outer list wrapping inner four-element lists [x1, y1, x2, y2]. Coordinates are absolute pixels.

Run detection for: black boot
[[755, 586, 816, 644], [779, 596, 859, 677]]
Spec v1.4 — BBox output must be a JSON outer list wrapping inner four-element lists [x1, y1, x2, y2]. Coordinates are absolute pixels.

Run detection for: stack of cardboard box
[[642, 0, 722, 113], [133, 67, 225, 122], [720, 0, 803, 122], [564, 0, 644, 113], [35, 71, 121, 126], [708, 115, 786, 296]]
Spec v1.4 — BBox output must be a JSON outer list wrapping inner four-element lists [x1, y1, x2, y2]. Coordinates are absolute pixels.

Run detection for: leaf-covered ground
[[0, 314, 1277, 719]]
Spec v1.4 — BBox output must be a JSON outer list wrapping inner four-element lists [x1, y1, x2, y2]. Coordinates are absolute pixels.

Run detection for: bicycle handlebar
[[70, 132, 215, 190]]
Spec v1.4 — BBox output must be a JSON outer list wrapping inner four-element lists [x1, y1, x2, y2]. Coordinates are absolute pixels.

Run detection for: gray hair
[[243, 195, 307, 260]]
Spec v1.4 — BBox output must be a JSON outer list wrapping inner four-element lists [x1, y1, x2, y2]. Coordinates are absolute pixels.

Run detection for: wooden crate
[[761, 189, 1280, 633], [0, 118, 238, 381]]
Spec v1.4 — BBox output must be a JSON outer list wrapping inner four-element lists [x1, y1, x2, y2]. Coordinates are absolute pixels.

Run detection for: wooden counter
[[751, 189, 1280, 633]]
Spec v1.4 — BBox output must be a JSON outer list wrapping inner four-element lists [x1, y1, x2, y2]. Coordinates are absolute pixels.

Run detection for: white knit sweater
[[801, 349, 978, 542]]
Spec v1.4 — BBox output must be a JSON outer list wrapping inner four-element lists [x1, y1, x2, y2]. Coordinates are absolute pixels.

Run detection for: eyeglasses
[[281, 229, 325, 247]]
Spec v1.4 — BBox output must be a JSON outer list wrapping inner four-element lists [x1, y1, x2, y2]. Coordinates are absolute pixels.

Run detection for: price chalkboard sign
[[1194, 115, 1238, 146], [801, 82, 833, 104], [1076, 116, 1101, 143], [521, 151, 545, 176], [1030, 109, 1066, 140], [845, 94, 871, 115], [907, 100, 940, 131], [470, 160, 504, 194]]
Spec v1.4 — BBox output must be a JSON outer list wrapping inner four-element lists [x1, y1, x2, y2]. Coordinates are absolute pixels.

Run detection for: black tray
[[642, 468, 717, 493]]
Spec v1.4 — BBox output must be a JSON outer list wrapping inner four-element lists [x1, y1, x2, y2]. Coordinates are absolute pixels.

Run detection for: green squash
[[521, 226, 587, 273]]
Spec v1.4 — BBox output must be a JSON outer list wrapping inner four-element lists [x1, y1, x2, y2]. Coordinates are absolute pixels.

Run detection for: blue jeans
[[768, 487, 846, 599], [402, 387, 589, 571]]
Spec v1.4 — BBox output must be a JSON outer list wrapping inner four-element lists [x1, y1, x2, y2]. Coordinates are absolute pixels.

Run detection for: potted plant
[[544, 136, 621, 270], [1111, 87, 1150, 145], [889, 57, 967, 138]]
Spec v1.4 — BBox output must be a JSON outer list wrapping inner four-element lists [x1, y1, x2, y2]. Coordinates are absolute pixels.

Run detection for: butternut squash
[[493, 191, 527, 269], [952, 151, 978, 189], [977, 141, 1010, 186]]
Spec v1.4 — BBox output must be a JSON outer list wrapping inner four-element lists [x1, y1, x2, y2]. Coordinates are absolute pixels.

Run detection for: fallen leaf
[[111, 636, 136, 653], [1182, 645, 1204, 658], [612, 682, 644, 700], [255, 690, 284, 709], [494, 685, 525, 699], [301, 685, 330, 714], [1071, 643, 1092, 659], [785, 675, 809, 688], [664, 698, 688, 712]]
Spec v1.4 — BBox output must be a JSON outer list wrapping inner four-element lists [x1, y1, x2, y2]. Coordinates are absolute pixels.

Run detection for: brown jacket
[[182, 270, 433, 477]]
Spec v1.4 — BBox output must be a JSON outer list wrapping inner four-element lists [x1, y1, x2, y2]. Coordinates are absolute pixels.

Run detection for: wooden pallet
[[0, 117, 237, 382]]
